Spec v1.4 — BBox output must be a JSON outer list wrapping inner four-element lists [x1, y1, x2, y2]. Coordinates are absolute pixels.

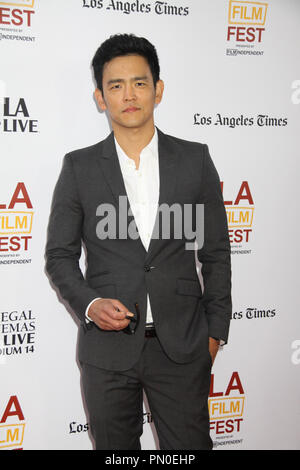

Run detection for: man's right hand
[[87, 298, 134, 331]]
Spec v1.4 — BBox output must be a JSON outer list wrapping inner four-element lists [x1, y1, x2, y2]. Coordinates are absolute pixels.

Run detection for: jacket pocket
[[176, 278, 202, 297]]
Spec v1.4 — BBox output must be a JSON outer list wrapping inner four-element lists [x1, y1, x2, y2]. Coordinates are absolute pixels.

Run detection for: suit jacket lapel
[[97, 132, 146, 255], [146, 128, 179, 262], [156, 128, 178, 207], [97, 129, 179, 261], [99, 131, 127, 202]]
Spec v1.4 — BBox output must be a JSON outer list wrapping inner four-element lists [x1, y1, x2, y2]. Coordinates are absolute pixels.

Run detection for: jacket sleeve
[[197, 144, 232, 343], [45, 154, 100, 322]]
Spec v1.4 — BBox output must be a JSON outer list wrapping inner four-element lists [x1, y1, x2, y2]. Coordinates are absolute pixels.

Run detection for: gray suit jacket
[[45, 128, 231, 370]]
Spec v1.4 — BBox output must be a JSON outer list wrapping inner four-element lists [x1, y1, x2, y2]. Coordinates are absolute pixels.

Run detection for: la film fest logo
[[0, 0, 36, 43], [81, 0, 189, 16], [209, 372, 245, 448], [221, 181, 254, 254], [0, 183, 34, 263], [0, 97, 38, 133], [226, 0, 268, 56], [0, 396, 25, 450]]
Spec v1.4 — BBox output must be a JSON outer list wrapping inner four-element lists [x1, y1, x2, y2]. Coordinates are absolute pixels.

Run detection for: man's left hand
[[209, 337, 220, 365]]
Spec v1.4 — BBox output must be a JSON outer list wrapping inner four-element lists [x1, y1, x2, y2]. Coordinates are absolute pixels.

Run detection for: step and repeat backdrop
[[0, 0, 299, 450]]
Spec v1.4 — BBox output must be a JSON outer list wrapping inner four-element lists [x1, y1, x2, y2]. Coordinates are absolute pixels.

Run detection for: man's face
[[95, 54, 164, 132]]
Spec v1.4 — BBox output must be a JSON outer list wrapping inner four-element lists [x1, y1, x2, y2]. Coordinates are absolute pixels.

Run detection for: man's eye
[[136, 82, 145, 87]]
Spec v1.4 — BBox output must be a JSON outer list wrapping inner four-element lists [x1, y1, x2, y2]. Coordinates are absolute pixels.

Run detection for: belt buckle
[[145, 325, 156, 338]]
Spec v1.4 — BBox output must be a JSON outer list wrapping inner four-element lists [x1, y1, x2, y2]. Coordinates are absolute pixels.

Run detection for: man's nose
[[123, 84, 136, 101]]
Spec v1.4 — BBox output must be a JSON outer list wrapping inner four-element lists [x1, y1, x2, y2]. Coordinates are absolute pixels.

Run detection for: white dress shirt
[[86, 128, 160, 325]]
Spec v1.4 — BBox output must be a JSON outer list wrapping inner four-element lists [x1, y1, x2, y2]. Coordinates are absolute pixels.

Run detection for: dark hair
[[92, 33, 160, 91]]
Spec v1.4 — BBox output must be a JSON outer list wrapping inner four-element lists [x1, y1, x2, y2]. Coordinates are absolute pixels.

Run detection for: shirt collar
[[114, 127, 158, 168]]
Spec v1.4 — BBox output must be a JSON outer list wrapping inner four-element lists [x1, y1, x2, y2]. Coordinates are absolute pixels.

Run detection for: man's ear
[[94, 88, 107, 111], [155, 79, 164, 105]]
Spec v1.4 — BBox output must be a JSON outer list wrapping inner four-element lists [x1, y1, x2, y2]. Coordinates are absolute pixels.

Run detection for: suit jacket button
[[144, 265, 151, 272]]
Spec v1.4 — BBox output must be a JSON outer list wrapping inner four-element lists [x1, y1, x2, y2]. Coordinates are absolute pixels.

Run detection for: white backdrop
[[0, 0, 299, 450]]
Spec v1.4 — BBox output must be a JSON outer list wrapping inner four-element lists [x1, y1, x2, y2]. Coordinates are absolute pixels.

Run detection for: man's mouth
[[123, 107, 140, 113]]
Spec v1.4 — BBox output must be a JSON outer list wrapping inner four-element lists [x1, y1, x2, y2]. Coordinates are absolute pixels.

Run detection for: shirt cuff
[[211, 337, 225, 346], [85, 297, 101, 323]]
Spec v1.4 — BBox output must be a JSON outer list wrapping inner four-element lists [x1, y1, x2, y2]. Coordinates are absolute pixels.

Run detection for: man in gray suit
[[45, 34, 231, 450]]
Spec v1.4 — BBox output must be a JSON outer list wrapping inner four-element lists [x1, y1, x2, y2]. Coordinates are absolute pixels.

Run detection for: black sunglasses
[[123, 302, 140, 335]]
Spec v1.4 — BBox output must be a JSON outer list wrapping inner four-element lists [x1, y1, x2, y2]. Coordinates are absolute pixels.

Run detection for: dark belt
[[145, 323, 156, 338]]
